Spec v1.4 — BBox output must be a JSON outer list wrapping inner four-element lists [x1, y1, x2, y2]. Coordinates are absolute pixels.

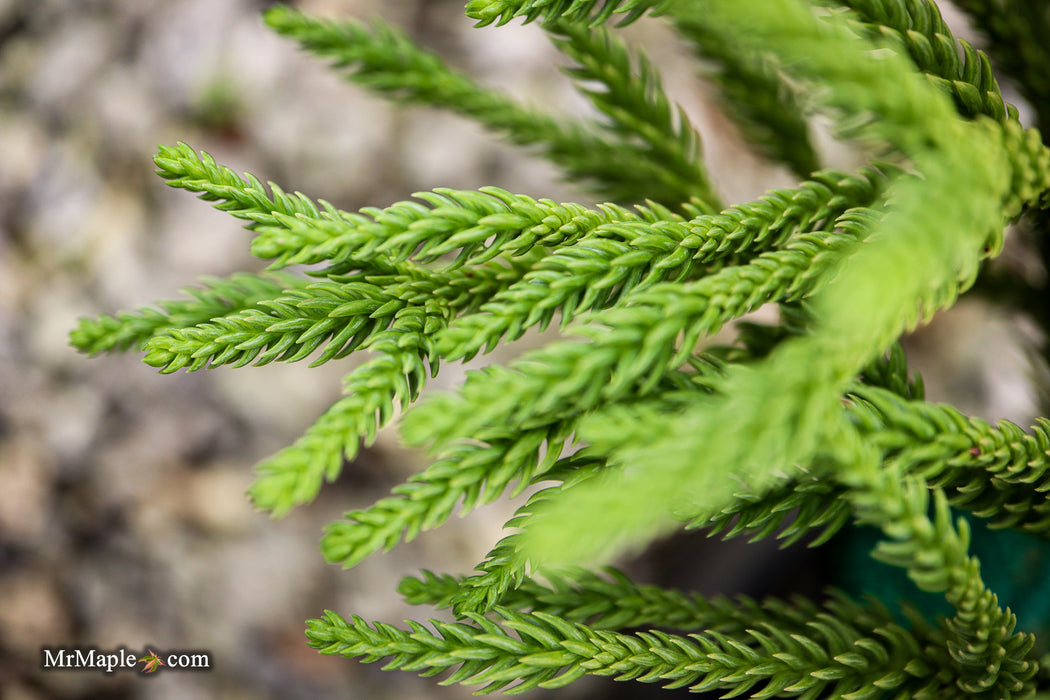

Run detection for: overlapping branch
[[265, 5, 709, 207], [307, 598, 953, 697]]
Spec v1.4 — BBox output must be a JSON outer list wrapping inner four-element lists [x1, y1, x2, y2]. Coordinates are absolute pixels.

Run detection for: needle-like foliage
[[72, 0, 1050, 697]]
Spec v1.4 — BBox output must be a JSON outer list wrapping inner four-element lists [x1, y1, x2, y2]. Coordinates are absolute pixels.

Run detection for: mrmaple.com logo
[[42, 647, 211, 674]]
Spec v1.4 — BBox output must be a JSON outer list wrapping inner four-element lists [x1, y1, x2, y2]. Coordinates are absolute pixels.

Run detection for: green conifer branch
[[401, 567, 862, 635], [580, 365, 1050, 559], [138, 281, 435, 373], [306, 600, 953, 697], [680, 376, 1050, 546], [669, 13, 821, 177], [320, 255, 541, 317], [154, 142, 418, 276], [951, 0, 1050, 132], [447, 458, 608, 615], [249, 255, 542, 515], [858, 341, 925, 400], [132, 256, 541, 515], [403, 223, 863, 451], [451, 516, 544, 616], [824, 0, 1009, 121], [138, 249, 542, 376], [998, 119, 1050, 219], [153, 142, 340, 230], [264, 5, 703, 207], [320, 422, 581, 568], [668, 0, 959, 153], [848, 385, 1050, 533], [70, 273, 301, 355], [669, 346, 915, 546], [464, 0, 672, 27], [79, 236, 542, 515], [845, 463, 1038, 697], [514, 0, 1010, 568], [322, 360, 715, 567], [668, 344, 918, 548], [248, 342, 433, 516], [253, 187, 681, 272], [543, 20, 722, 213], [402, 567, 741, 630], [437, 168, 889, 361], [687, 474, 853, 548]]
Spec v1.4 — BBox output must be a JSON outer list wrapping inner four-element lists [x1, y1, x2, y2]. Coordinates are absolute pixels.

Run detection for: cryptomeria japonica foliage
[[72, 0, 1050, 697]]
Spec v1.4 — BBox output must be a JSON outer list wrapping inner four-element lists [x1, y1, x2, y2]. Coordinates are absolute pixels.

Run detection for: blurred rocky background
[[0, 0, 1040, 699]]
